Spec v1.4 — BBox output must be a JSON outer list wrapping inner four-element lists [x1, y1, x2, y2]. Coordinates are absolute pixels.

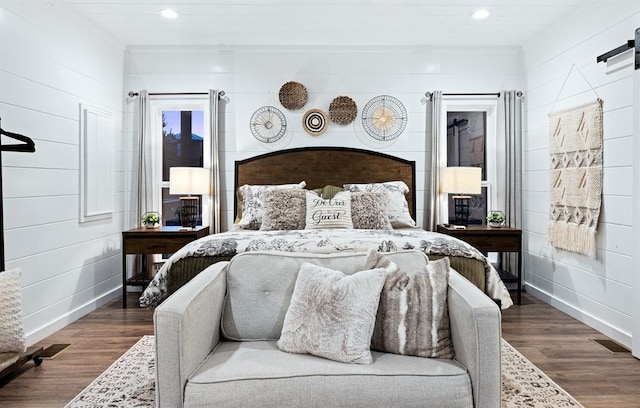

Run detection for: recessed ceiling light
[[472, 9, 490, 20], [160, 9, 179, 19]]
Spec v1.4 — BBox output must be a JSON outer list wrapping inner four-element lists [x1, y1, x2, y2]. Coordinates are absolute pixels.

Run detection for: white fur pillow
[[305, 191, 353, 229], [366, 252, 453, 358], [344, 181, 416, 228], [237, 181, 306, 229], [277, 262, 387, 364], [0, 269, 27, 353]]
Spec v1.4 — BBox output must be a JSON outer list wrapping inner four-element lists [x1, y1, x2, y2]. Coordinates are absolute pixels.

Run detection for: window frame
[[439, 97, 498, 223], [149, 96, 211, 226]]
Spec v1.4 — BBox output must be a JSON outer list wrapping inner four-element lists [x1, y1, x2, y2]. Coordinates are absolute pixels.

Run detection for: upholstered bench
[[154, 250, 501, 408]]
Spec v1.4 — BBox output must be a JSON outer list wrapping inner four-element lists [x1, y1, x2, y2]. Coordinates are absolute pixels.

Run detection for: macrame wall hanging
[[547, 64, 603, 258]]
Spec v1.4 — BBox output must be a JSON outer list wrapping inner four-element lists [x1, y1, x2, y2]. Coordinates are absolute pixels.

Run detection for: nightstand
[[436, 224, 523, 305], [121, 226, 210, 308]]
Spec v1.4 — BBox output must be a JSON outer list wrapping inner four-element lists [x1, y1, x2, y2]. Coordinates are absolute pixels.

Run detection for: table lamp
[[440, 166, 482, 226], [169, 167, 210, 229]]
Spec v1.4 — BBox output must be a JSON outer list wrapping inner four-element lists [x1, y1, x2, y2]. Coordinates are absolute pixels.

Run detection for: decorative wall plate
[[279, 81, 308, 110], [249, 106, 287, 143], [302, 109, 328, 136], [328, 96, 357, 125], [361, 95, 407, 141]]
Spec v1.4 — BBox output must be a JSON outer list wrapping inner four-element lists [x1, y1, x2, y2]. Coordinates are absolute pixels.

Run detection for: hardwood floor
[[0, 292, 638, 407]]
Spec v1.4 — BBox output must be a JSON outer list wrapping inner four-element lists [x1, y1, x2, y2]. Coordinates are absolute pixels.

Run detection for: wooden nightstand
[[121, 226, 210, 308], [436, 224, 523, 305]]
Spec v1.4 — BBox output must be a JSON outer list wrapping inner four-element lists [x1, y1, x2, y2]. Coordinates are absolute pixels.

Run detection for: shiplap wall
[[0, 1, 125, 344], [125, 46, 524, 230], [522, 3, 640, 348]]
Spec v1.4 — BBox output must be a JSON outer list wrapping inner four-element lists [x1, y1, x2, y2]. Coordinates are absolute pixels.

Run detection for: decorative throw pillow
[[344, 181, 416, 228], [0, 269, 27, 353], [350, 191, 393, 230], [365, 252, 454, 359], [236, 181, 306, 229], [260, 188, 311, 231], [320, 185, 343, 199], [277, 262, 387, 364], [305, 191, 353, 229]]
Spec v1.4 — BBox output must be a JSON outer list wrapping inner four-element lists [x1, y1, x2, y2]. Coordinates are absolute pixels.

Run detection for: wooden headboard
[[235, 147, 416, 220]]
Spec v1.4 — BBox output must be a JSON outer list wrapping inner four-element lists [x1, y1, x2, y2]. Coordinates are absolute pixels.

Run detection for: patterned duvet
[[139, 228, 513, 309]]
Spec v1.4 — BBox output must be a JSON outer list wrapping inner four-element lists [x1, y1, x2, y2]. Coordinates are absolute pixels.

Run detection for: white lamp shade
[[440, 167, 482, 195], [169, 167, 210, 195]]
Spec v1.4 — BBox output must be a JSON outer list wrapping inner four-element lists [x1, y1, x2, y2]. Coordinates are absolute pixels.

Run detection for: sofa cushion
[[185, 341, 472, 408], [221, 250, 429, 341], [366, 252, 454, 358], [277, 263, 386, 364]]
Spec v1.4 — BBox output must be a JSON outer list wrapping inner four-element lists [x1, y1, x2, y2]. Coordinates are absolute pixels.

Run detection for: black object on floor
[[40, 344, 72, 359], [591, 338, 631, 354]]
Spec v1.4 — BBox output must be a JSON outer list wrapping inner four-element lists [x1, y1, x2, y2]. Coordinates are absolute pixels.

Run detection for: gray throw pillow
[[277, 262, 387, 364], [260, 188, 309, 230], [366, 251, 454, 359], [350, 191, 393, 230]]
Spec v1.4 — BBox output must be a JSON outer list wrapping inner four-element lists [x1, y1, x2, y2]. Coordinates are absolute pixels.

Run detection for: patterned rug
[[65, 335, 583, 407]]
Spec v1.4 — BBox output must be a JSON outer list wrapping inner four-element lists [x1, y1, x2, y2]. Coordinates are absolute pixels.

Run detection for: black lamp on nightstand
[[440, 166, 482, 226], [169, 167, 210, 229]]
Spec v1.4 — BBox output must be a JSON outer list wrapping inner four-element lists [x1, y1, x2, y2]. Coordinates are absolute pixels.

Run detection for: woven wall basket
[[279, 81, 308, 110], [329, 96, 357, 125]]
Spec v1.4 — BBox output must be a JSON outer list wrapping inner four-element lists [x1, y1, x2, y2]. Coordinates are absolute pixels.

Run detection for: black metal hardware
[[596, 40, 635, 63]]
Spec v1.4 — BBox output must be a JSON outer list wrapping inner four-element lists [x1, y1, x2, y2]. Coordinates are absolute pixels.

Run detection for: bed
[[139, 147, 512, 309]]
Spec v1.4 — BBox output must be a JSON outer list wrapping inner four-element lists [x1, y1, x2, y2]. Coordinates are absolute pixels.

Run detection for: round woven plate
[[328, 96, 357, 125], [279, 81, 308, 110], [302, 109, 328, 136]]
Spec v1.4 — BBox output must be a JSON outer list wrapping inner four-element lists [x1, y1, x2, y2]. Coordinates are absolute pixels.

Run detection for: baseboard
[[25, 287, 121, 346], [524, 283, 632, 349]]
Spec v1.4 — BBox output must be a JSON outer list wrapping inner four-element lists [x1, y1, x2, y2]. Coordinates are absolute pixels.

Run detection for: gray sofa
[[154, 250, 501, 408]]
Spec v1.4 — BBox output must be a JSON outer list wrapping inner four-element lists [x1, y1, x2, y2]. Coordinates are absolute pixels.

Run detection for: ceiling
[[61, 0, 600, 47]]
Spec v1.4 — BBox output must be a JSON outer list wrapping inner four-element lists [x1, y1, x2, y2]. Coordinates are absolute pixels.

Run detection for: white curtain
[[135, 90, 155, 227], [496, 90, 523, 230], [497, 90, 523, 272], [426, 91, 443, 231], [208, 90, 222, 233]]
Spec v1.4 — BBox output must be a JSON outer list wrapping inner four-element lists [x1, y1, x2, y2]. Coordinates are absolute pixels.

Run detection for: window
[[149, 98, 210, 226], [441, 98, 497, 225]]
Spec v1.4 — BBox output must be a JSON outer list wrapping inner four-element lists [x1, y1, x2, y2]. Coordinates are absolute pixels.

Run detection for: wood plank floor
[[0, 292, 638, 407]]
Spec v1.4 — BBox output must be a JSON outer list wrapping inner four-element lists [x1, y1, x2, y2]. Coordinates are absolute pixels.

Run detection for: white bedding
[[139, 228, 513, 309]]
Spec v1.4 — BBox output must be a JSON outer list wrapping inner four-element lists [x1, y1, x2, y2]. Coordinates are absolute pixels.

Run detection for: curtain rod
[[128, 91, 226, 98], [424, 91, 523, 100]]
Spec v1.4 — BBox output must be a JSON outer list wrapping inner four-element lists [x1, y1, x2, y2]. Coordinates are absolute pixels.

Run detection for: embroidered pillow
[[260, 188, 311, 231], [0, 269, 27, 353], [365, 252, 454, 359], [344, 181, 416, 228], [277, 262, 387, 364], [236, 181, 306, 229], [350, 191, 392, 230], [305, 191, 353, 229]]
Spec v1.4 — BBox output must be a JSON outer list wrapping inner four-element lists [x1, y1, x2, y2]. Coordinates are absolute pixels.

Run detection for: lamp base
[[179, 196, 199, 228], [452, 195, 471, 226]]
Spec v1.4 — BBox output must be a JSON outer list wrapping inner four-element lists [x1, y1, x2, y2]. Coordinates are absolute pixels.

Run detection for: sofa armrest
[[448, 269, 502, 408], [154, 261, 229, 408]]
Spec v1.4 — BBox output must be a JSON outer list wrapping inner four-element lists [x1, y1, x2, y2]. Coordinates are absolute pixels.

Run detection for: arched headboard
[[235, 147, 416, 220]]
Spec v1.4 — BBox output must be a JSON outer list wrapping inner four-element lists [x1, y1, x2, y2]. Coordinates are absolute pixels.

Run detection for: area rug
[[65, 335, 583, 407], [548, 98, 603, 258]]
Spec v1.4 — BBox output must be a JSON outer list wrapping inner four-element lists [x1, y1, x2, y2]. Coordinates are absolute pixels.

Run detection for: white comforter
[[139, 228, 513, 309]]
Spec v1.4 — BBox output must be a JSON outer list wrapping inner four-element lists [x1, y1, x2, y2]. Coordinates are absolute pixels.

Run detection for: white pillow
[[277, 262, 387, 364], [0, 269, 27, 353], [344, 181, 416, 228], [305, 191, 353, 229], [237, 181, 306, 229]]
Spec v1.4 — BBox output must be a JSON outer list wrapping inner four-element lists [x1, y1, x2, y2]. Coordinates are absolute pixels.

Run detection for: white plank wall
[[125, 45, 524, 230], [0, 1, 125, 344], [522, 3, 640, 348]]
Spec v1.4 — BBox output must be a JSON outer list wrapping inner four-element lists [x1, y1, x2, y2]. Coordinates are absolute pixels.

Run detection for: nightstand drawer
[[124, 237, 194, 254]]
